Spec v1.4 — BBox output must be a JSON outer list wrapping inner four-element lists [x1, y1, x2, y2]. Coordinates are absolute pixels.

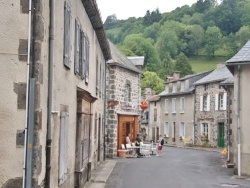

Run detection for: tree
[[143, 22, 161, 43], [122, 34, 161, 72], [184, 25, 204, 56], [141, 71, 164, 94], [104, 14, 118, 30], [204, 26, 222, 57], [174, 53, 193, 77]]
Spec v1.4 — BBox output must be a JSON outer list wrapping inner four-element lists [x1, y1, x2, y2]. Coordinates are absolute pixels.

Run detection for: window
[[215, 93, 227, 110], [59, 112, 69, 184], [172, 98, 176, 113], [164, 122, 169, 137], [201, 123, 208, 136], [179, 122, 185, 138], [63, 2, 71, 68], [180, 97, 185, 113], [154, 108, 157, 122], [200, 95, 210, 111], [164, 99, 168, 114], [125, 83, 131, 102], [74, 20, 90, 82]]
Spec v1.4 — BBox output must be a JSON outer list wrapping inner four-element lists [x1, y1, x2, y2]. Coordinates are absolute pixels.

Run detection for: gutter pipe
[[22, 0, 32, 187], [45, 0, 55, 187], [237, 65, 241, 176]]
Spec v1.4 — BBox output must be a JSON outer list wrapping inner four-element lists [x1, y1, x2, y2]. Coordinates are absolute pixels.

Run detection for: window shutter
[[223, 93, 227, 110], [207, 95, 210, 111], [80, 32, 85, 80], [85, 37, 89, 84], [63, 3, 71, 68], [74, 19, 80, 74], [59, 112, 69, 184], [200, 96, 203, 111], [215, 94, 218, 111]]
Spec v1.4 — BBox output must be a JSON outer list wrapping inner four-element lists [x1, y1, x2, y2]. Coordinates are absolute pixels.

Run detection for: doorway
[[117, 115, 138, 155], [218, 122, 225, 147]]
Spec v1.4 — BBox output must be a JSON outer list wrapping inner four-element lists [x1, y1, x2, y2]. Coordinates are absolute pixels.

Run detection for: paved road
[[105, 147, 250, 188]]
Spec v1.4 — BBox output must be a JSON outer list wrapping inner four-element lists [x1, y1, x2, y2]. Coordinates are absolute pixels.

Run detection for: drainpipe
[[237, 65, 241, 176], [45, 0, 55, 187], [22, 0, 32, 187]]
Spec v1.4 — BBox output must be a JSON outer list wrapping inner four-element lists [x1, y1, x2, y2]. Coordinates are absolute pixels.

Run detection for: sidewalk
[[84, 159, 117, 188], [83, 145, 222, 188]]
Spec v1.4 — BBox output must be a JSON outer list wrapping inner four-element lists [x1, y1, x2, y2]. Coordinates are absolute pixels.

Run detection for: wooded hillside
[[104, 0, 250, 80]]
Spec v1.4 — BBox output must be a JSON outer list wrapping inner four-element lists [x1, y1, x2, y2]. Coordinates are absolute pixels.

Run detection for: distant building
[[159, 71, 210, 146], [226, 39, 250, 177]]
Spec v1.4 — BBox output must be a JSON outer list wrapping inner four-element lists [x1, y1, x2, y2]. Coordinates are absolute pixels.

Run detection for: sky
[[96, 0, 198, 21]]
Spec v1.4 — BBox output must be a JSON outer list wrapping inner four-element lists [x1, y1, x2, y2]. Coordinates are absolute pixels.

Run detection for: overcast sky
[[96, 0, 198, 21]]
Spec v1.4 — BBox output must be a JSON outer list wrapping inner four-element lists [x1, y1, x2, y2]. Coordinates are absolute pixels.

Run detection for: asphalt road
[[105, 147, 250, 188]]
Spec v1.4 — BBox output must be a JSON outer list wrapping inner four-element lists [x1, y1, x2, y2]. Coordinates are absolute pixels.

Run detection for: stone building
[[159, 72, 210, 146], [0, 0, 110, 187], [106, 42, 143, 158], [194, 65, 233, 148], [226, 40, 250, 176]]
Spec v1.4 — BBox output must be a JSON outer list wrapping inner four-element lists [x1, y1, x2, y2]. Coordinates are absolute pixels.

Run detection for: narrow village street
[[105, 147, 250, 188]]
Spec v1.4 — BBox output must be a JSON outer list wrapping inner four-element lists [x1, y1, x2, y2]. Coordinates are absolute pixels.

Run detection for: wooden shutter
[[85, 37, 89, 84], [74, 19, 80, 74], [96, 60, 99, 95], [215, 94, 218, 111], [223, 93, 227, 110], [200, 96, 203, 111], [63, 2, 71, 68], [80, 31, 85, 80], [59, 112, 69, 184]]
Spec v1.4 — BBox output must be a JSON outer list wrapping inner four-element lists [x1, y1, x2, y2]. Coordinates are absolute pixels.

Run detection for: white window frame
[[201, 123, 209, 136], [172, 98, 176, 113], [180, 97, 185, 113], [164, 99, 168, 114], [201, 95, 210, 111], [179, 122, 185, 138], [164, 122, 169, 137]]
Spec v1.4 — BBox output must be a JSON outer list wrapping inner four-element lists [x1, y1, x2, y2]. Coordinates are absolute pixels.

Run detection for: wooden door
[[117, 115, 138, 154], [218, 123, 225, 147]]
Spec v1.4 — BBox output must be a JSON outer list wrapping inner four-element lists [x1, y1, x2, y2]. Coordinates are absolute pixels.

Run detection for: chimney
[[173, 71, 180, 80]]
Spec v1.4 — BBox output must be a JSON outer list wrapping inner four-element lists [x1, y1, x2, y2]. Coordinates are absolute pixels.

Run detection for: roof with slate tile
[[107, 41, 143, 74], [227, 40, 250, 64], [159, 71, 211, 97], [194, 65, 233, 85]]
